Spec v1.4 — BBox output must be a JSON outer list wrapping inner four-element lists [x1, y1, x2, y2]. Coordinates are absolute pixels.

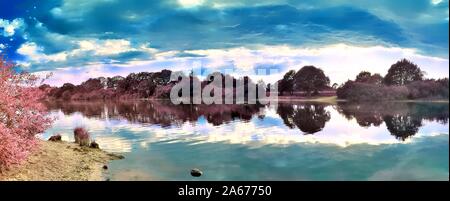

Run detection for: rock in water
[[90, 141, 100, 149], [191, 168, 203, 177], [48, 134, 62, 142]]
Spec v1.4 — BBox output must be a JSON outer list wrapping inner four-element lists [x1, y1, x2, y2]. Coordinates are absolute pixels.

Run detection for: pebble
[[190, 168, 203, 177]]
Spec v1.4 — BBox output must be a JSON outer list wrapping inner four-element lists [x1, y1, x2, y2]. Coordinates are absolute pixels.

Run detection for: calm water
[[41, 101, 449, 181]]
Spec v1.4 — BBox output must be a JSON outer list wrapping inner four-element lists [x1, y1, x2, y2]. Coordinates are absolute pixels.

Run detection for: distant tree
[[355, 71, 383, 85], [52, 83, 76, 100], [437, 78, 449, 98], [355, 71, 372, 83], [153, 69, 172, 85], [278, 70, 296, 95], [266, 83, 272, 92], [332, 83, 339, 89], [407, 78, 449, 99], [107, 76, 124, 89], [294, 66, 330, 96], [80, 78, 104, 91], [370, 74, 384, 85], [384, 59, 424, 85], [336, 80, 354, 99]]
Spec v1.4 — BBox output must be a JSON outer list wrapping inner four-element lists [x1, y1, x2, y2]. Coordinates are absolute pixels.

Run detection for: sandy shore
[[0, 140, 123, 181]]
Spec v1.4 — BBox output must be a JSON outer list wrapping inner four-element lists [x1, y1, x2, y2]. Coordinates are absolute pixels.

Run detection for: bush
[[0, 57, 52, 171], [407, 79, 449, 99], [74, 127, 91, 146], [336, 80, 355, 99], [337, 65, 448, 102], [345, 83, 385, 102], [337, 82, 409, 102], [383, 85, 410, 100]]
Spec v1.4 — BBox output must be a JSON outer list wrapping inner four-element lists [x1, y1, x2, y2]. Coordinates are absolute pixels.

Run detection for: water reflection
[[43, 101, 449, 143], [277, 103, 331, 134], [44, 100, 263, 127], [41, 100, 449, 180], [335, 102, 449, 141]]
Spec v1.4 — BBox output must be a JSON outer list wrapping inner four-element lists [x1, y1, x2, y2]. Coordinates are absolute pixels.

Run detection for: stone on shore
[[90, 141, 100, 149], [48, 134, 62, 142]]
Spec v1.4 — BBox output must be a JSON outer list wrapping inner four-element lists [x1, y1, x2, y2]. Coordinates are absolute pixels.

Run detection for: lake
[[41, 100, 449, 181]]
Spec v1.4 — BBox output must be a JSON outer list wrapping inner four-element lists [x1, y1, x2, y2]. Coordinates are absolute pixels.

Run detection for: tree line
[[41, 70, 266, 101], [277, 59, 448, 101], [42, 58, 448, 101], [336, 59, 449, 101]]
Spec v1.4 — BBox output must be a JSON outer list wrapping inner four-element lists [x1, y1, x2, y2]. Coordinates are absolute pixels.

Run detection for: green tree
[[384, 59, 424, 85], [332, 83, 339, 89], [278, 70, 296, 95], [355, 71, 383, 85], [294, 66, 330, 96], [355, 71, 372, 82]]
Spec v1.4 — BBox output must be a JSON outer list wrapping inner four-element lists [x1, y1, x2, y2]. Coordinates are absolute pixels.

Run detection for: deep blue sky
[[1, 0, 448, 85]]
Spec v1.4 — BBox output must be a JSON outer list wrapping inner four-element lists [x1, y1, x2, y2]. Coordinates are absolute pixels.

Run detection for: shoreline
[[0, 140, 123, 181], [43, 96, 449, 104]]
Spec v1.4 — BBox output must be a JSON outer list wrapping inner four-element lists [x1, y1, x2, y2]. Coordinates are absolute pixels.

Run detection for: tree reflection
[[277, 103, 331, 134], [383, 115, 422, 141], [43, 100, 448, 142], [43, 100, 263, 127], [336, 102, 449, 141], [334, 103, 384, 127]]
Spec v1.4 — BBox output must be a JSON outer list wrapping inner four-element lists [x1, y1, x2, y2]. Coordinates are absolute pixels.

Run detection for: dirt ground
[[0, 140, 123, 181]]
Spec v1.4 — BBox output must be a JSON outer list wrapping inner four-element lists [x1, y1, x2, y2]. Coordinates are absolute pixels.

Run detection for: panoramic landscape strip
[[0, 56, 448, 180], [0, 0, 448, 185]]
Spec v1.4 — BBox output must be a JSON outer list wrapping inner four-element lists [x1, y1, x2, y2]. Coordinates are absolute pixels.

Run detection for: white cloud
[[17, 39, 145, 65], [178, 0, 205, 8], [186, 44, 449, 84], [431, 0, 443, 5], [46, 106, 447, 149], [15, 61, 31, 69], [0, 18, 25, 37], [75, 39, 133, 56], [17, 42, 68, 62], [36, 44, 449, 86], [0, 43, 5, 53]]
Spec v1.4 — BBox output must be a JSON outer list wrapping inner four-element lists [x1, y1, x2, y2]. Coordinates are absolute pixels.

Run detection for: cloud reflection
[[41, 101, 449, 150]]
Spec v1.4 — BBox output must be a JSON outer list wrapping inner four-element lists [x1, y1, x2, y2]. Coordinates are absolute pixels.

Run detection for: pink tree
[[0, 57, 52, 171]]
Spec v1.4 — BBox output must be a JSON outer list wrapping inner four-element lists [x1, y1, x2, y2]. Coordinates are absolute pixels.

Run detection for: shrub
[[407, 79, 449, 99], [337, 62, 448, 102], [336, 80, 355, 99], [338, 82, 409, 102], [345, 83, 385, 102], [0, 57, 52, 171], [383, 85, 409, 100], [74, 127, 91, 146]]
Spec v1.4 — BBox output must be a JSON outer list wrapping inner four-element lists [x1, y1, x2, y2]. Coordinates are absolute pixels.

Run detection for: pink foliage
[[0, 57, 52, 171]]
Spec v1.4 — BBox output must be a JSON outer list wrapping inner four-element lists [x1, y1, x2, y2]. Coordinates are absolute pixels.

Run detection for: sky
[[0, 0, 449, 86]]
